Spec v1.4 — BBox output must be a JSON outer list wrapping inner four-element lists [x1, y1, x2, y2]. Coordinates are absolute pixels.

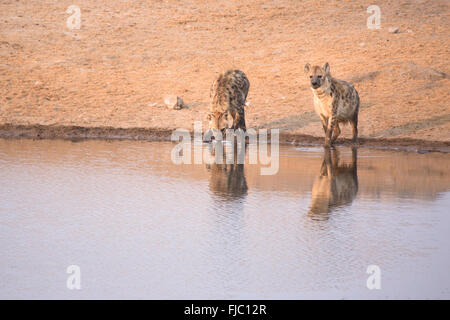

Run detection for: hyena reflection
[[308, 148, 358, 220], [205, 142, 248, 200]]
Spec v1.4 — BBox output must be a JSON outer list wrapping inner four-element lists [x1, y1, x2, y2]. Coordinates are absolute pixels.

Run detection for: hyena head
[[207, 111, 229, 133], [304, 62, 330, 89]]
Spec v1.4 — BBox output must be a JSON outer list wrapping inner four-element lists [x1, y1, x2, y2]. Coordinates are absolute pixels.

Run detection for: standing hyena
[[207, 69, 250, 133], [304, 62, 359, 146]]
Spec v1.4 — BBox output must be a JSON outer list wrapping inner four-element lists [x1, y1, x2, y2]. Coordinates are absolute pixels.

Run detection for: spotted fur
[[304, 62, 359, 146], [207, 69, 250, 132]]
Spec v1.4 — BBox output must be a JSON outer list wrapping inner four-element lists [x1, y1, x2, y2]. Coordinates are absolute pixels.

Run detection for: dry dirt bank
[[0, 0, 449, 149]]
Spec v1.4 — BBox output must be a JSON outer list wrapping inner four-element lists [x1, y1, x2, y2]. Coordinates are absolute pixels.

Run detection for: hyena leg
[[226, 111, 235, 130], [325, 116, 336, 147], [236, 109, 246, 130], [351, 118, 358, 142], [320, 147, 332, 176], [331, 123, 341, 143], [331, 147, 340, 168], [351, 147, 357, 171], [320, 116, 328, 134], [232, 112, 239, 130]]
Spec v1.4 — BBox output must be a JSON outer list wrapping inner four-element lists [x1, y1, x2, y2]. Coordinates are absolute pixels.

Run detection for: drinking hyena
[[207, 69, 250, 133], [304, 62, 359, 146]]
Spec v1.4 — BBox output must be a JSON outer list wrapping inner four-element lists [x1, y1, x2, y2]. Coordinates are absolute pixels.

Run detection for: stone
[[164, 95, 184, 110], [388, 27, 399, 34]]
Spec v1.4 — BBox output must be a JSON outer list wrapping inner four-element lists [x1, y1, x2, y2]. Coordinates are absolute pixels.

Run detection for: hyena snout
[[310, 75, 323, 89], [304, 62, 328, 89]]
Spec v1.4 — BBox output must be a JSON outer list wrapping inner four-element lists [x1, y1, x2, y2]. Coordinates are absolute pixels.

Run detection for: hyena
[[308, 148, 358, 220], [304, 62, 359, 146], [207, 69, 250, 133]]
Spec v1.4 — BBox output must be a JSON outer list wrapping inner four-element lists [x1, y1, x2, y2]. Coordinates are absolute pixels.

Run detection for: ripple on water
[[0, 139, 449, 299]]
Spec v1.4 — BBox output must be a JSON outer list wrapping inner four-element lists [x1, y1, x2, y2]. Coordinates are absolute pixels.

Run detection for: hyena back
[[208, 69, 250, 132], [304, 62, 359, 146]]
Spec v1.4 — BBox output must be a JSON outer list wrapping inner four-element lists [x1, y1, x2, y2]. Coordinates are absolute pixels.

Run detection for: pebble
[[164, 95, 184, 110], [388, 27, 399, 34]]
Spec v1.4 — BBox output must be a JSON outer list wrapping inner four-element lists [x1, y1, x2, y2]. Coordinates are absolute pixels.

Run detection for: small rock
[[147, 102, 157, 107], [388, 27, 399, 34], [164, 95, 184, 110], [245, 101, 251, 107]]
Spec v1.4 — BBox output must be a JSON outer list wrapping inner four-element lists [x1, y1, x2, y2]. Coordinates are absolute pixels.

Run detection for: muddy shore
[[1, 124, 448, 153]]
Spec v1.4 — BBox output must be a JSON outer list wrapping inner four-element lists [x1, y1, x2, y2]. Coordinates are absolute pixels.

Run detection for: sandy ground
[[0, 0, 449, 149]]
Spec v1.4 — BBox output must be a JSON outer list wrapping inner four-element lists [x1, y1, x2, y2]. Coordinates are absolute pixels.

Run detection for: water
[[0, 138, 449, 299]]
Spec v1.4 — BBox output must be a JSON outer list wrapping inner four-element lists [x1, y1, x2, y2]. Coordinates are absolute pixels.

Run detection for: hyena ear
[[323, 62, 330, 74], [304, 63, 311, 74]]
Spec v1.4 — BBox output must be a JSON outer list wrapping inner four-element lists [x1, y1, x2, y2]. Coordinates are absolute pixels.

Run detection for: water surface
[[0, 139, 449, 299]]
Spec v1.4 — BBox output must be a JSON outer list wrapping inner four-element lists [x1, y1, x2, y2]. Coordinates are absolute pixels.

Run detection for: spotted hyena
[[207, 69, 250, 133], [304, 62, 359, 146]]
